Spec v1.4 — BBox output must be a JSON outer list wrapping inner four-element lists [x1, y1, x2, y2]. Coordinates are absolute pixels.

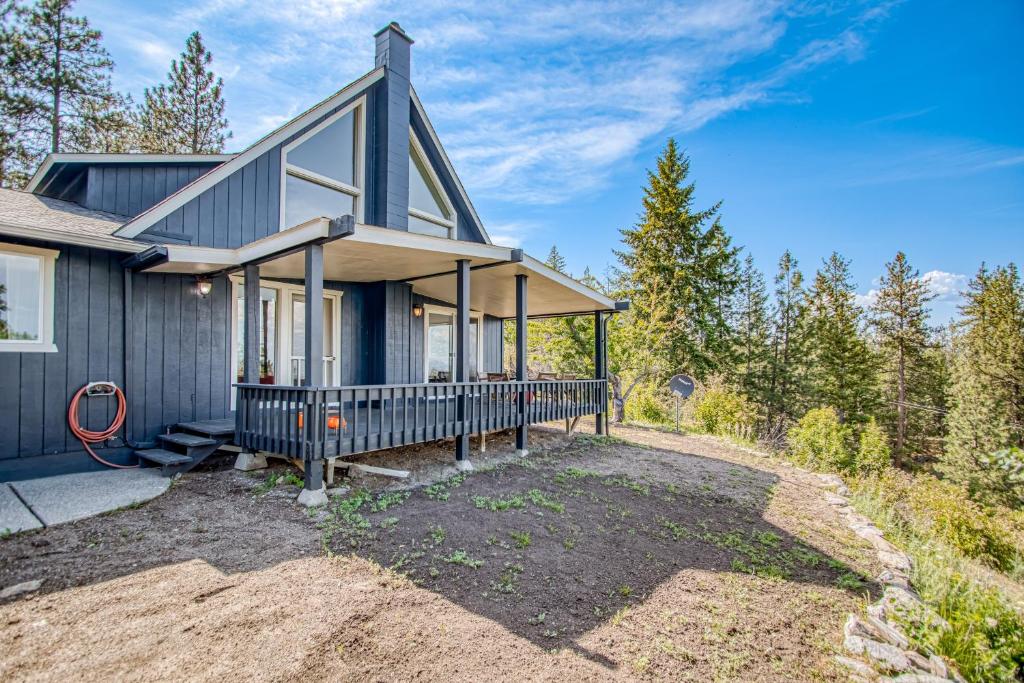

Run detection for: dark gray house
[[0, 24, 619, 503]]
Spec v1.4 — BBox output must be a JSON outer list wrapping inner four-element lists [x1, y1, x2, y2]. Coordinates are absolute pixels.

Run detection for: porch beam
[[304, 243, 324, 387], [403, 249, 523, 283], [242, 263, 260, 384], [516, 273, 528, 454], [594, 311, 606, 435], [455, 259, 471, 466]]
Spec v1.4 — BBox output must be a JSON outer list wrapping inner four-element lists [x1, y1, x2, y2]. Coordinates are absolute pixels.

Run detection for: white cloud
[[89, 0, 896, 207], [921, 270, 968, 303]]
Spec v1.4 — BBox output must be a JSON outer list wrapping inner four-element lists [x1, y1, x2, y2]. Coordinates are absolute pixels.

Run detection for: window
[[423, 305, 483, 382], [408, 131, 456, 238], [281, 100, 363, 229], [0, 243, 57, 353]]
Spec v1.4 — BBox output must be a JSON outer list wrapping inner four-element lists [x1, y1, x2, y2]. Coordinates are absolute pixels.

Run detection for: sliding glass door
[[424, 306, 480, 382], [289, 294, 338, 385]]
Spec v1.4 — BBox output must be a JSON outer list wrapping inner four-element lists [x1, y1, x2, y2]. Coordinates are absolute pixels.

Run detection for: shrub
[[692, 381, 756, 439], [787, 407, 852, 472], [625, 382, 670, 425], [851, 476, 1024, 681], [859, 470, 1024, 575], [855, 417, 891, 475]]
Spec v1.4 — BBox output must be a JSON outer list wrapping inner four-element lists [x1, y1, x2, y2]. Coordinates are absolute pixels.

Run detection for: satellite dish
[[669, 374, 695, 399]]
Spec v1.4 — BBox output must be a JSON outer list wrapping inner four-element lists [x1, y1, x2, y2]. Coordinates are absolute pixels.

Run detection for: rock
[[878, 550, 912, 573], [864, 613, 910, 650], [326, 486, 350, 498], [825, 492, 848, 506], [835, 655, 878, 679], [836, 483, 850, 496], [878, 586, 951, 634], [845, 634, 913, 673], [818, 473, 846, 490], [905, 651, 933, 672], [0, 579, 42, 599], [872, 569, 913, 589], [928, 655, 949, 678], [892, 674, 949, 683]]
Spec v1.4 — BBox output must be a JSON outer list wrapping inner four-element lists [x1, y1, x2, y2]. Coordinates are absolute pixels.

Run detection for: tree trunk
[[609, 373, 626, 423], [895, 347, 906, 467], [51, 18, 63, 153]]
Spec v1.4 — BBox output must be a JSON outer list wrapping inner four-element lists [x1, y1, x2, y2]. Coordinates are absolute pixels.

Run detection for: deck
[[235, 379, 606, 460]]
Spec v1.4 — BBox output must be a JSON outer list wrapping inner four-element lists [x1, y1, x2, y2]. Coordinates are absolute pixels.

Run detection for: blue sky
[[80, 0, 1023, 323]]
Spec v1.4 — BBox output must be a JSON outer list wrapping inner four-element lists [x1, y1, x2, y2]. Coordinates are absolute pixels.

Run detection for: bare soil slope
[[0, 426, 880, 682]]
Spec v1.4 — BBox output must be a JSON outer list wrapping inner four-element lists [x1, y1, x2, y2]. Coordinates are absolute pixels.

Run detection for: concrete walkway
[[1, 469, 170, 534]]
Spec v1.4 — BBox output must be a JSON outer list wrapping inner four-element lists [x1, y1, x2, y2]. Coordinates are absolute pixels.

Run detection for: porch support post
[[242, 264, 260, 384], [515, 273, 528, 454], [235, 263, 268, 472], [304, 243, 324, 387], [595, 311, 606, 435], [298, 243, 327, 506], [454, 259, 472, 469]]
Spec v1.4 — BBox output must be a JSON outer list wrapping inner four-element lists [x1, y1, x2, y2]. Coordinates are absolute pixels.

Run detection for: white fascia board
[[409, 88, 492, 245], [349, 223, 510, 262], [520, 254, 617, 310], [114, 67, 386, 239], [25, 154, 236, 192], [0, 221, 146, 253]]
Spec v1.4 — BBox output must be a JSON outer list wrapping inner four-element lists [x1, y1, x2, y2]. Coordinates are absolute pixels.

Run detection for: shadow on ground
[[322, 431, 878, 658]]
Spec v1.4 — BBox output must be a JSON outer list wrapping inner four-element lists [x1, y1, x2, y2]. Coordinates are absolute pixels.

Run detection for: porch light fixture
[[196, 278, 213, 298], [412, 303, 423, 318]]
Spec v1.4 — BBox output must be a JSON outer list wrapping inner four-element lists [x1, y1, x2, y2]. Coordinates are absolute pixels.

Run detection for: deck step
[[158, 432, 217, 448], [135, 449, 193, 467], [175, 419, 235, 438]]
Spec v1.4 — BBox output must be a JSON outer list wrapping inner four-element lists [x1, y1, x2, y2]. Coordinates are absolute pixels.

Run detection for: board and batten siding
[[139, 88, 373, 248], [81, 165, 216, 218], [0, 241, 233, 478]]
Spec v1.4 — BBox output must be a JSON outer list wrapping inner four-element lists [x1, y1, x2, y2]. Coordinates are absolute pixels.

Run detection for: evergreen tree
[[616, 138, 739, 381], [19, 0, 115, 153], [545, 245, 568, 274], [765, 250, 810, 428], [0, 1, 36, 186], [63, 89, 136, 152], [943, 263, 1024, 506], [870, 251, 935, 465], [807, 252, 880, 425], [137, 31, 230, 154], [731, 253, 772, 411]]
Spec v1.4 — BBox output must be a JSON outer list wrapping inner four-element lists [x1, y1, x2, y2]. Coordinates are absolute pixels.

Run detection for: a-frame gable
[[114, 67, 385, 244], [409, 88, 491, 244]]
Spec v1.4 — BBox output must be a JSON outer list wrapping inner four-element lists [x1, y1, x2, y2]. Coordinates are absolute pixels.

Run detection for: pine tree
[[731, 253, 772, 411], [545, 245, 568, 274], [19, 0, 115, 153], [63, 89, 136, 152], [138, 31, 230, 154], [942, 263, 1024, 506], [807, 252, 880, 425], [765, 250, 809, 428], [871, 251, 935, 466], [616, 138, 739, 381], [0, 1, 37, 186]]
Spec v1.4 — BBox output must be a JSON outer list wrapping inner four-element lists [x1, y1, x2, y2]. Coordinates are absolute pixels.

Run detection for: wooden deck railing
[[234, 379, 607, 462]]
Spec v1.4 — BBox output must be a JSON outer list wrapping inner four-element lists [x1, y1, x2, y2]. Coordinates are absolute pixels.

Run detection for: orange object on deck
[[296, 412, 346, 430]]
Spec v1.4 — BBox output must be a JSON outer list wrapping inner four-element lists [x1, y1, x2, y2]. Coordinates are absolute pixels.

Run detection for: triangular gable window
[[281, 102, 363, 230], [408, 131, 455, 238]]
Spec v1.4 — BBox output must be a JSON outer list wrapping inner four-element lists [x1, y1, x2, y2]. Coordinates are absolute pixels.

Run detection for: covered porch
[[132, 215, 623, 502]]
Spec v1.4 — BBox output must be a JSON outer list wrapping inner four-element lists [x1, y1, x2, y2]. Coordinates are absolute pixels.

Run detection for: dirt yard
[[0, 424, 881, 682]]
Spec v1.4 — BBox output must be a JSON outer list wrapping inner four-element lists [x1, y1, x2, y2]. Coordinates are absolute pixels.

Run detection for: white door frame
[[229, 276, 343, 408], [422, 303, 484, 382]]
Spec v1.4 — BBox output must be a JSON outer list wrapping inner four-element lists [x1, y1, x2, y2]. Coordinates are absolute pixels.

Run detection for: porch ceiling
[[145, 219, 617, 318]]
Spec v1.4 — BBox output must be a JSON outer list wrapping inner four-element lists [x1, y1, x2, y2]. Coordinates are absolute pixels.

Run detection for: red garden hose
[[68, 383, 136, 469]]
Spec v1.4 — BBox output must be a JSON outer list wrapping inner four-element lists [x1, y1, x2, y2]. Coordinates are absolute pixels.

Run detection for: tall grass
[[851, 479, 1024, 682]]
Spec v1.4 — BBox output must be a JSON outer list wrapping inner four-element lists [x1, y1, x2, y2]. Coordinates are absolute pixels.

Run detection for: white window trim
[[421, 303, 484, 382], [409, 128, 457, 236], [228, 276, 343, 407], [0, 242, 58, 353], [279, 96, 367, 230]]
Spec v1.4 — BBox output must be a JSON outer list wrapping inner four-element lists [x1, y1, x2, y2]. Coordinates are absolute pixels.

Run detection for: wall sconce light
[[196, 278, 213, 298], [412, 303, 424, 318]]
